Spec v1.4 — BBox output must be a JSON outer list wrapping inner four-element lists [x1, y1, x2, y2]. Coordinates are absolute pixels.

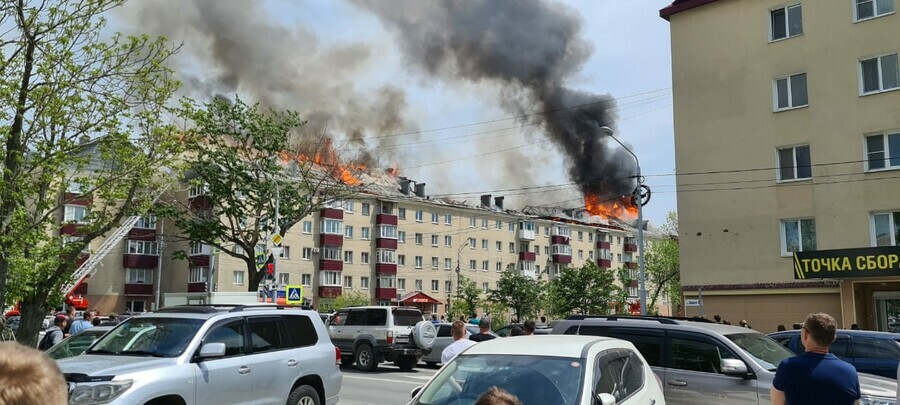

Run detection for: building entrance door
[[873, 292, 900, 333]]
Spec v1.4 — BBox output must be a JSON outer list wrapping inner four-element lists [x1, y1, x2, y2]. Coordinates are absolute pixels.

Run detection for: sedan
[[408, 335, 666, 405], [46, 326, 112, 360], [421, 323, 480, 367]]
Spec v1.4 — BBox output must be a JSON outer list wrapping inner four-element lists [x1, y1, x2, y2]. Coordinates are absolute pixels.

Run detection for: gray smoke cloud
[[351, 0, 638, 204], [117, 0, 419, 166]]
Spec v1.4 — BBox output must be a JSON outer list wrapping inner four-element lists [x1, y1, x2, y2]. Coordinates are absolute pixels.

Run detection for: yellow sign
[[793, 246, 900, 279], [271, 234, 283, 246], [286, 285, 303, 304]]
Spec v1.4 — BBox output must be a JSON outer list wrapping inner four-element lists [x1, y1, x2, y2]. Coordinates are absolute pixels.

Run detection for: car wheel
[[355, 343, 377, 371], [395, 355, 417, 371], [340, 356, 354, 366], [286, 385, 320, 405], [425, 361, 438, 368]]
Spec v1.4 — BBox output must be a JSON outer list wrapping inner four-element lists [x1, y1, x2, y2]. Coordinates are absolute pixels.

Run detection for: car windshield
[[393, 309, 423, 326], [86, 317, 203, 358], [47, 329, 108, 360], [414, 354, 585, 405], [726, 332, 795, 371]]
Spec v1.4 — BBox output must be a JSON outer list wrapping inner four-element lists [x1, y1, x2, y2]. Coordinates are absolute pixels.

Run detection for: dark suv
[[769, 329, 900, 379], [552, 315, 898, 405]]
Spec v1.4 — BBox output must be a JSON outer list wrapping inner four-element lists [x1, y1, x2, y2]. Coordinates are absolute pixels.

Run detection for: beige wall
[[684, 290, 842, 333], [670, 0, 900, 288]]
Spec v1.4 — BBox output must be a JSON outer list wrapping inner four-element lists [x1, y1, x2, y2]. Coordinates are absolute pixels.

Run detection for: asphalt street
[[339, 363, 439, 405]]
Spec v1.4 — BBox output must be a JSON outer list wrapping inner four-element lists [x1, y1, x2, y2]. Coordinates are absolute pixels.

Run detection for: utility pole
[[154, 221, 164, 311], [270, 187, 281, 304]]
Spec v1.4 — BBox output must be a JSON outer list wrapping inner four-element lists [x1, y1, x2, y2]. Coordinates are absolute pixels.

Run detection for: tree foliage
[[449, 274, 481, 319], [645, 211, 680, 315], [488, 270, 543, 322], [0, 0, 180, 345], [547, 262, 618, 316], [613, 266, 635, 314], [157, 96, 359, 292], [318, 290, 370, 313]]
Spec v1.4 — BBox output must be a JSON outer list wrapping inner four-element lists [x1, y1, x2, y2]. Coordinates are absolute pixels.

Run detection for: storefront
[[394, 291, 442, 316]]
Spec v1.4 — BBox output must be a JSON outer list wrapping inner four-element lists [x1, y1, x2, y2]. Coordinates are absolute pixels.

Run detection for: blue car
[[768, 329, 900, 379]]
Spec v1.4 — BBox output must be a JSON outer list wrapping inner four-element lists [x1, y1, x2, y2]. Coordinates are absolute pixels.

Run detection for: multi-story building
[[661, 0, 900, 332], [71, 172, 662, 317]]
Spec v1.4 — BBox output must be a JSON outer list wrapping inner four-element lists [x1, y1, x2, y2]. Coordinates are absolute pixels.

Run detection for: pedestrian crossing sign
[[286, 285, 303, 304]]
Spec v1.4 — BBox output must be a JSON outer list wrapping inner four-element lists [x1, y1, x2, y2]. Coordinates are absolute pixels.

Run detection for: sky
[[113, 0, 677, 226]]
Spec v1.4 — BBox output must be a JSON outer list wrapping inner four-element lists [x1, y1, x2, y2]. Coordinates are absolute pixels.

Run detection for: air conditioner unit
[[312, 247, 320, 253]]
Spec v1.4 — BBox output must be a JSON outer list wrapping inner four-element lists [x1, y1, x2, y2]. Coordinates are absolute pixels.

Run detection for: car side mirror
[[199, 342, 226, 359], [411, 386, 422, 398], [720, 358, 750, 377], [596, 393, 616, 405]]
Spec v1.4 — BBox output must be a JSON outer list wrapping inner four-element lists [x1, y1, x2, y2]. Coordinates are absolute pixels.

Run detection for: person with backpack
[[39, 316, 66, 351]]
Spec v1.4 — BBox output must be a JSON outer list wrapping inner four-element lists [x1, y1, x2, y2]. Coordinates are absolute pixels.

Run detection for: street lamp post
[[452, 238, 472, 317], [599, 126, 648, 316]]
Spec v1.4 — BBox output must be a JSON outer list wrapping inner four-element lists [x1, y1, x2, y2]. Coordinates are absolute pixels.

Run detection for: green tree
[[0, 0, 180, 345], [547, 262, 618, 316], [645, 211, 681, 315], [318, 290, 370, 312], [157, 97, 358, 293], [613, 266, 634, 314], [488, 270, 544, 322], [449, 274, 481, 319]]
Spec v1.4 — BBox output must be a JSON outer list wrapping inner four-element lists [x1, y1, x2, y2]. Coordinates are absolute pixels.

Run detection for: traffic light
[[267, 262, 274, 276]]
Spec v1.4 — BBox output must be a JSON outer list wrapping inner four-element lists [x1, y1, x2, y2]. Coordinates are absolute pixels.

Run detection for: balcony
[[319, 233, 343, 246], [60, 223, 85, 237], [128, 228, 156, 241], [122, 255, 158, 269], [625, 261, 637, 269], [596, 241, 611, 249], [187, 282, 206, 293], [124, 283, 154, 295], [376, 263, 397, 274], [376, 214, 398, 225], [376, 287, 397, 300], [597, 259, 612, 268], [319, 259, 343, 271], [188, 255, 210, 267], [518, 251, 536, 261], [188, 195, 212, 210], [519, 269, 537, 279], [63, 193, 93, 206], [550, 235, 570, 245], [552, 254, 572, 264], [517, 229, 535, 241], [320, 208, 344, 220], [376, 238, 398, 249], [624, 243, 638, 253], [318, 286, 342, 298]]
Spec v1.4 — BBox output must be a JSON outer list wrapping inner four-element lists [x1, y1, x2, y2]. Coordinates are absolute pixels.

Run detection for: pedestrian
[[475, 387, 522, 405], [510, 326, 524, 336], [740, 319, 751, 329], [469, 318, 496, 342], [777, 324, 786, 332], [441, 321, 476, 365], [0, 316, 15, 342], [771, 313, 859, 405], [714, 314, 722, 324], [431, 314, 439, 324], [522, 320, 535, 336], [101, 312, 119, 326], [540, 316, 546, 324], [440, 315, 446, 322], [62, 306, 76, 336], [792, 323, 802, 330], [38, 316, 66, 351], [68, 310, 94, 335], [0, 342, 68, 404], [850, 323, 860, 330]]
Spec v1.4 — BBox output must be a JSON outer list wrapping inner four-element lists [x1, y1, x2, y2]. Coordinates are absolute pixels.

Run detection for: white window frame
[[414, 256, 423, 269], [431, 234, 439, 247], [378, 276, 395, 289], [431, 257, 439, 269], [780, 218, 817, 256], [361, 227, 370, 240], [344, 225, 354, 239], [445, 258, 453, 270], [776, 144, 812, 181], [344, 251, 354, 264], [376, 249, 396, 264], [431, 280, 439, 292], [415, 210, 423, 222], [361, 203, 370, 216], [864, 131, 900, 171], [361, 276, 370, 290], [469, 217, 477, 228], [232, 271, 244, 285], [444, 235, 452, 247], [870, 211, 900, 246], [431, 212, 439, 224], [398, 254, 406, 266], [361, 252, 370, 264], [444, 213, 452, 225], [127, 240, 159, 256], [126, 268, 153, 284], [319, 271, 341, 286], [773, 73, 809, 112], [302, 247, 312, 260], [277, 246, 290, 259], [415, 279, 423, 292], [769, 4, 803, 42], [277, 273, 290, 285], [398, 208, 406, 220], [322, 246, 341, 261], [854, 0, 895, 22], [134, 214, 157, 229], [302, 274, 312, 286], [321, 219, 342, 235], [551, 244, 573, 256], [469, 259, 477, 270], [378, 225, 397, 239], [63, 205, 90, 224], [302, 221, 312, 234], [189, 267, 208, 283], [415, 233, 423, 245], [398, 278, 406, 291], [344, 276, 353, 289], [398, 231, 406, 244], [482, 260, 489, 272], [859, 53, 900, 95]]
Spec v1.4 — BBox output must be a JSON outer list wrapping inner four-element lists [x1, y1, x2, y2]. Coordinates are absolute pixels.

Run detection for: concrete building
[[662, 0, 900, 332]]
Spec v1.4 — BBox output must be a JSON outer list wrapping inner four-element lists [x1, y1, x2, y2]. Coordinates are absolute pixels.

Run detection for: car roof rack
[[566, 314, 717, 324], [155, 304, 286, 314]]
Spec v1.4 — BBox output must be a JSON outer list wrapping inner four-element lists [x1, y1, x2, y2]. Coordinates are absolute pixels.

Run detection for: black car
[[769, 329, 900, 379]]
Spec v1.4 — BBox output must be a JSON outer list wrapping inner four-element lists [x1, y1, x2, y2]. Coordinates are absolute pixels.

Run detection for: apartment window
[[398, 231, 406, 244], [278, 273, 290, 285], [377, 249, 396, 264], [344, 225, 354, 239], [872, 211, 900, 246], [589, 233, 594, 242], [496, 262, 502, 272], [469, 217, 477, 228], [415, 210, 423, 222], [431, 257, 439, 268], [534, 245, 540, 255], [63, 205, 90, 223], [377, 275, 395, 289], [431, 280, 439, 292], [509, 242, 515, 253], [302, 221, 312, 234], [617, 253, 622, 262], [482, 282, 489, 293], [482, 219, 489, 229], [578, 250, 584, 259], [302, 247, 312, 260], [189, 267, 208, 283], [774, 73, 808, 111], [62, 236, 90, 254], [344, 276, 353, 289], [469, 238, 476, 249], [415, 256, 423, 268], [495, 220, 502, 230], [345, 201, 355, 213], [496, 241, 502, 252], [589, 251, 595, 259], [444, 235, 452, 247], [398, 208, 406, 220], [551, 244, 572, 256], [188, 184, 207, 198], [481, 239, 488, 250], [361, 276, 370, 289], [361, 252, 370, 264], [544, 246, 550, 256], [126, 268, 153, 284], [469, 259, 477, 270], [134, 214, 157, 229], [322, 246, 341, 261], [781, 218, 817, 254], [302, 274, 311, 286], [398, 278, 406, 290], [378, 225, 397, 239], [361, 203, 370, 216], [321, 219, 342, 235], [232, 271, 244, 285], [482, 260, 489, 271], [445, 258, 453, 270], [431, 235, 439, 247], [344, 251, 354, 263], [777, 145, 812, 180], [544, 227, 549, 236], [127, 240, 159, 256], [277, 246, 290, 259], [445, 214, 452, 225], [361, 227, 370, 240], [415, 233, 423, 245], [445, 280, 452, 293], [509, 222, 515, 232], [865, 132, 900, 170], [415, 279, 423, 291], [860, 53, 900, 94], [320, 271, 341, 286], [770, 4, 802, 41], [398, 254, 406, 266], [431, 212, 439, 223], [856, 0, 894, 21]]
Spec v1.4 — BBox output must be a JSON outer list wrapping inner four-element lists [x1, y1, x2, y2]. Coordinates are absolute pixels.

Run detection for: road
[[339, 363, 439, 405]]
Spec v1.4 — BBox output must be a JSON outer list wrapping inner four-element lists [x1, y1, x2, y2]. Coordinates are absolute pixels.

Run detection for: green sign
[[793, 246, 900, 279]]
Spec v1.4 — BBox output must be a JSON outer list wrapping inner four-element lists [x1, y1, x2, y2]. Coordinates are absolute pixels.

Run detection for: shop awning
[[395, 291, 441, 304]]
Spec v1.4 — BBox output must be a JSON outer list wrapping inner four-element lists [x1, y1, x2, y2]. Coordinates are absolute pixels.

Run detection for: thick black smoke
[[351, 0, 638, 201]]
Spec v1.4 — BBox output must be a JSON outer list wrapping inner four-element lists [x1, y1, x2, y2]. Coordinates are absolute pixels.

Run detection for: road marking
[[342, 374, 424, 385]]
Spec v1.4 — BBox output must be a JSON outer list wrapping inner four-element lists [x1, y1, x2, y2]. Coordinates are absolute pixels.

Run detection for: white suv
[[328, 306, 436, 371], [57, 305, 342, 405]]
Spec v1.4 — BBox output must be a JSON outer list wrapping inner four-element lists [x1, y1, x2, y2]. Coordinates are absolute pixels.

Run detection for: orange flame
[[284, 138, 366, 186], [584, 194, 638, 220]]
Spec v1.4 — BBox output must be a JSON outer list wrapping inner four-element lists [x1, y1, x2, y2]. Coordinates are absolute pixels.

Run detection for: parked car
[[421, 323, 480, 367], [552, 315, 898, 405], [57, 304, 342, 405], [494, 322, 552, 337], [328, 306, 436, 371], [408, 335, 666, 405], [768, 329, 900, 379], [46, 326, 112, 360]]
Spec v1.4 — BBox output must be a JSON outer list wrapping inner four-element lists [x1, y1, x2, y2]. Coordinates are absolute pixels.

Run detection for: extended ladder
[[61, 215, 143, 296]]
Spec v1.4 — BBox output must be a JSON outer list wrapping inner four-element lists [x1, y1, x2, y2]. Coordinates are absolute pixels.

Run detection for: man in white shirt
[[441, 320, 476, 365]]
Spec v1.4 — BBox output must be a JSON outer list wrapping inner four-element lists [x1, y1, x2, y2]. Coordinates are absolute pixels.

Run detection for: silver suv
[[328, 306, 436, 371], [57, 305, 342, 405], [552, 315, 898, 405]]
